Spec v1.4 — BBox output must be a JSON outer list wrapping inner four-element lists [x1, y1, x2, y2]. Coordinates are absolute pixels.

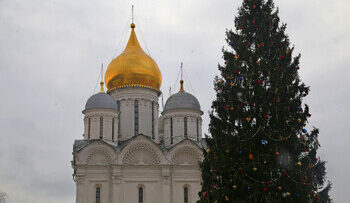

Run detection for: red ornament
[[258, 80, 261, 83], [308, 114, 312, 117], [275, 151, 279, 155], [230, 106, 235, 110], [253, 5, 256, 8], [241, 26, 244, 30], [234, 70, 239, 73], [249, 153, 253, 160], [225, 196, 229, 200], [264, 187, 268, 191], [253, 18, 256, 24], [280, 55, 285, 59], [264, 115, 268, 118], [203, 192, 206, 197]]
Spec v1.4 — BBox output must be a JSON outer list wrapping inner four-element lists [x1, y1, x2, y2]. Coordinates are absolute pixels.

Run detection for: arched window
[[196, 118, 199, 141], [170, 118, 173, 144], [134, 100, 139, 136], [184, 186, 189, 203], [138, 186, 144, 203], [184, 117, 188, 138], [112, 117, 115, 142], [96, 187, 101, 203], [117, 100, 121, 135], [88, 117, 91, 139], [151, 102, 155, 139], [99, 117, 103, 139]]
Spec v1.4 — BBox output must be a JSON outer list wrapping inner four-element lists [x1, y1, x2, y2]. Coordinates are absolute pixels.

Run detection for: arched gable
[[118, 135, 168, 165], [168, 140, 203, 165], [76, 140, 116, 165]]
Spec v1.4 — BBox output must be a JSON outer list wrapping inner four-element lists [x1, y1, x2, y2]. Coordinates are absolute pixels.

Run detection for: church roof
[[85, 92, 118, 110], [164, 91, 201, 112]]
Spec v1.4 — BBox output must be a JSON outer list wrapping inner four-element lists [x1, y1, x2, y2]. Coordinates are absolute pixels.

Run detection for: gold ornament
[[263, 160, 267, 164], [234, 55, 239, 60], [230, 82, 235, 87], [253, 167, 257, 172], [297, 161, 302, 166], [206, 148, 211, 154], [286, 192, 291, 196], [286, 49, 290, 54], [246, 117, 252, 122], [278, 186, 282, 190], [285, 120, 289, 124], [233, 185, 237, 190], [297, 118, 302, 123]]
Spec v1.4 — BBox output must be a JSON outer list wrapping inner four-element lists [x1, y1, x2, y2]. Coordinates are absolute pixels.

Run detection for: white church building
[[72, 21, 205, 203]]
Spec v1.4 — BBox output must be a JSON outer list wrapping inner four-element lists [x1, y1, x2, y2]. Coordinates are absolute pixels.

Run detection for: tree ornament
[[264, 115, 268, 118], [225, 149, 230, 153], [297, 161, 302, 166], [257, 80, 261, 83], [280, 55, 285, 59], [286, 49, 290, 54], [258, 42, 264, 47], [285, 120, 289, 124], [225, 196, 229, 201], [246, 117, 252, 122], [233, 185, 237, 190], [261, 139, 268, 146], [308, 113, 312, 117], [230, 82, 235, 87], [275, 151, 279, 155], [297, 118, 302, 123], [278, 186, 282, 190], [206, 148, 211, 154], [302, 128, 307, 133], [263, 160, 267, 164], [230, 106, 235, 110], [234, 54, 239, 60], [249, 153, 253, 160], [276, 97, 280, 102], [253, 5, 256, 8], [253, 167, 257, 172]]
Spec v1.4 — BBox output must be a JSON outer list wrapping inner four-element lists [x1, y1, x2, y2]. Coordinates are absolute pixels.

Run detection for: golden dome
[[105, 23, 162, 91]]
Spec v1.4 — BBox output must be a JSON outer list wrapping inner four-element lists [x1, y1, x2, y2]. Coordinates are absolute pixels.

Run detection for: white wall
[[109, 87, 160, 142]]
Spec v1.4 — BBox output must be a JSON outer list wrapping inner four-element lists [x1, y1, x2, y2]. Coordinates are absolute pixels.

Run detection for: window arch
[[183, 185, 190, 203], [99, 117, 103, 139], [170, 118, 173, 144], [88, 117, 91, 139], [138, 185, 144, 203], [96, 186, 101, 203], [184, 117, 188, 138], [134, 100, 139, 136]]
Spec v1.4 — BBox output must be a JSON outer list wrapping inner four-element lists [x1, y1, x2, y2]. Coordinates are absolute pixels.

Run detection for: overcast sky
[[0, 0, 349, 202]]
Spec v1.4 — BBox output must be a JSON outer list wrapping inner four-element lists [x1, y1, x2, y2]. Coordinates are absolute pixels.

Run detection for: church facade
[[72, 22, 205, 203]]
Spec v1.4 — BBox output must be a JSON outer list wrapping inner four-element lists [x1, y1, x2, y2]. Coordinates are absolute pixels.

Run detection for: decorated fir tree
[[198, 0, 331, 202]]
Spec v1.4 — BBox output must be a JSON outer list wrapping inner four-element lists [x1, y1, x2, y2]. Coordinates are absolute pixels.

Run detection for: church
[[72, 20, 205, 203]]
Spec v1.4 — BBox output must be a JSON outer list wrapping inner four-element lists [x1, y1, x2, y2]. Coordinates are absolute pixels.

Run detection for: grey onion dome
[[85, 92, 118, 110], [164, 91, 201, 111]]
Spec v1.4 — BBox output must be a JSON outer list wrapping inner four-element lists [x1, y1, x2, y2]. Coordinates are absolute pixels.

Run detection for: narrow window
[[196, 118, 199, 141], [184, 117, 188, 138], [88, 117, 91, 139], [117, 100, 121, 135], [151, 102, 155, 139], [138, 187, 143, 203], [112, 118, 115, 142], [170, 118, 173, 144], [99, 117, 103, 139], [134, 100, 139, 136], [184, 186, 189, 203], [96, 187, 101, 203]]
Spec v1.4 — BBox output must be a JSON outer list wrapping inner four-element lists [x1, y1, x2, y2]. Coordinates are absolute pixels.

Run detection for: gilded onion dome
[[105, 23, 162, 91]]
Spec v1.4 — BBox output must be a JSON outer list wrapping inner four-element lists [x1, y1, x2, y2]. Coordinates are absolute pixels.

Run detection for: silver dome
[[85, 92, 118, 110], [164, 91, 201, 111]]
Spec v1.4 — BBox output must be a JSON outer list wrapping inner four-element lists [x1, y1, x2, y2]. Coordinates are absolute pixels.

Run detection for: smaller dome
[[85, 92, 118, 110], [164, 91, 201, 111]]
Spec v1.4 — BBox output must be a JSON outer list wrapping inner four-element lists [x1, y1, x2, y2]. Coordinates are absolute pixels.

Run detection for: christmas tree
[[198, 0, 331, 202]]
